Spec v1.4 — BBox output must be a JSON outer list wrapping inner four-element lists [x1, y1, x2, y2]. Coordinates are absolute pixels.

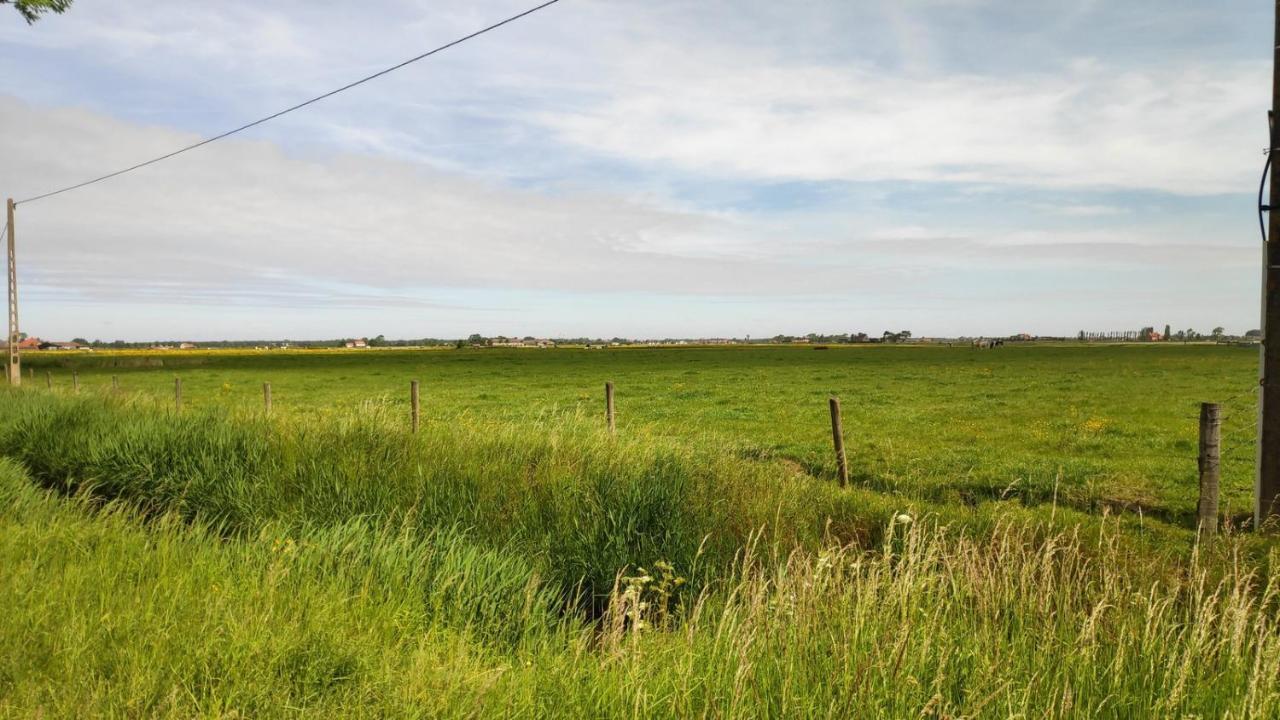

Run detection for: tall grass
[[3, 452, 1280, 717], [0, 390, 1130, 610]]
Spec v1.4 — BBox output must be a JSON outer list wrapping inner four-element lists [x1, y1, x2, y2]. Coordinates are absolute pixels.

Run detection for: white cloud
[[0, 0, 1264, 338], [543, 49, 1264, 195]]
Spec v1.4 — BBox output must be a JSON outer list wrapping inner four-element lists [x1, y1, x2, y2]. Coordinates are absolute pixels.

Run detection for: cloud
[[0, 0, 1264, 338], [542, 50, 1264, 195], [0, 96, 906, 305]]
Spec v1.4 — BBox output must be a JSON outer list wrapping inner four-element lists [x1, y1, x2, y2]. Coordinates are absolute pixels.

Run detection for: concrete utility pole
[[6, 198, 18, 386], [1260, 0, 1280, 527]]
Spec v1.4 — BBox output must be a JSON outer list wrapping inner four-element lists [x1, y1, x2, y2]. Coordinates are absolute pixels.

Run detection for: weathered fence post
[[174, 377, 182, 413], [829, 396, 849, 486], [410, 380, 420, 433], [112, 375, 119, 392], [1198, 402, 1221, 536], [45, 371, 51, 390], [263, 382, 272, 415], [605, 381, 615, 434], [72, 371, 79, 393]]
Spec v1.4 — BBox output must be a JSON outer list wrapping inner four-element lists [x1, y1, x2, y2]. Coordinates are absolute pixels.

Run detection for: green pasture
[[4, 342, 1276, 717], [26, 343, 1259, 528]]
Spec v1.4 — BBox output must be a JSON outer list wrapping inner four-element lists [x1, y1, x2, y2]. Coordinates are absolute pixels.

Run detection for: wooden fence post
[[829, 396, 849, 487], [174, 377, 182, 413], [45, 371, 51, 390], [263, 382, 272, 415], [605, 381, 615, 434], [1198, 402, 1221, 536], [410, 380, 420, 433], [112, 375, 119, 392], [72, 371, 79, 393]]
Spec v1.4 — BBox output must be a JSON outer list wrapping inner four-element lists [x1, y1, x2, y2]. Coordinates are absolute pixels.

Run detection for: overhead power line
[[16, 0, 563, 206]]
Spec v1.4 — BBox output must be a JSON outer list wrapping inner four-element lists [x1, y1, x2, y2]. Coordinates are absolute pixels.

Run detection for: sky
[[0, 0, 1270, 340]]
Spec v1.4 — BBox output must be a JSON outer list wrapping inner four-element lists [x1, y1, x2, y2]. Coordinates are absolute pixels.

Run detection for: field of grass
[[25, 343, 1261, 524], [4, 343, 1277, 717]]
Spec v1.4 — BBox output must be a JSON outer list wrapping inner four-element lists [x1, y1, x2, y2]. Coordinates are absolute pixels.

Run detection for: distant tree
[[1211, 326, 1225, 341], [899, 330, 912, 340], [1246, 329, 1263, 338], [1139, 326, 1154, 341], [1078, 330, 1085, 341], [1163, 324, 1171, 342], [467, 333, 486, 346], [71, 337, 88, 345], [2, 0, 72, 23], [368, 334, 387, 347]]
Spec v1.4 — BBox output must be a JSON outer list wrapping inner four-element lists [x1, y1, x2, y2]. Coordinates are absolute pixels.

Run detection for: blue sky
[[0, 0, 1269, 340]]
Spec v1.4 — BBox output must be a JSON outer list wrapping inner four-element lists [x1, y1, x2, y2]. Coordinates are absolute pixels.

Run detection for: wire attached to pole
[[15, 0, 563, 206]]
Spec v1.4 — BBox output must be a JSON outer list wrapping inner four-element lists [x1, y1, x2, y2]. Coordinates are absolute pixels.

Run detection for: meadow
[[3, 343, 1277, 718]]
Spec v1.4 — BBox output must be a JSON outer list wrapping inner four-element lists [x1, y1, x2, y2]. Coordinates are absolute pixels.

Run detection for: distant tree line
[[1075, 326, 1258, 343]]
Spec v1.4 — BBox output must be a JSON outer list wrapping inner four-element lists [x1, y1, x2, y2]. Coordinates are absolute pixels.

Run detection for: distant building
[[38, 340, 90, 351], [345, 339, 368, 349], [179, 342, 198, 350], [17, 337, 41, 350]]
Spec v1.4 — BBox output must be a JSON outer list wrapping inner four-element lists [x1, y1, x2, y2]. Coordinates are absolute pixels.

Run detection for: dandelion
[[895, 513, 913, 525]]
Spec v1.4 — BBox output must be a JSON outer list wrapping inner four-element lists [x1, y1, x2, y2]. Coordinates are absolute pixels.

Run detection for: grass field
[[4, 343, 1278, 717], [25, 343, 1262, 524]]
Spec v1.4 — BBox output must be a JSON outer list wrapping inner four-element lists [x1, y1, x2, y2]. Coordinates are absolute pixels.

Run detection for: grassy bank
[[3, 450, 1280, 717], [0, 391, 1198, 609]]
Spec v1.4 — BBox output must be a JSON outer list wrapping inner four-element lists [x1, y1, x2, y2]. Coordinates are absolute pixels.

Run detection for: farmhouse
[[179, 342, 198, 350], [38, 340, 90, 351], [345, 338, 368, 348]]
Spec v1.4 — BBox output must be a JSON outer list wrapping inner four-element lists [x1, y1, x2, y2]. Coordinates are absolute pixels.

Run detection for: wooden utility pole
[[6, 198, 18, 386], [1199, 403, 1221, 536], [1261, 0, 1280, 528]]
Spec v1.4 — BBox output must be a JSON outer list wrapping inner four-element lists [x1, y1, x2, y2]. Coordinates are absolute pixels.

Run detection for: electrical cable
[[15, 0, 563, 205]]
